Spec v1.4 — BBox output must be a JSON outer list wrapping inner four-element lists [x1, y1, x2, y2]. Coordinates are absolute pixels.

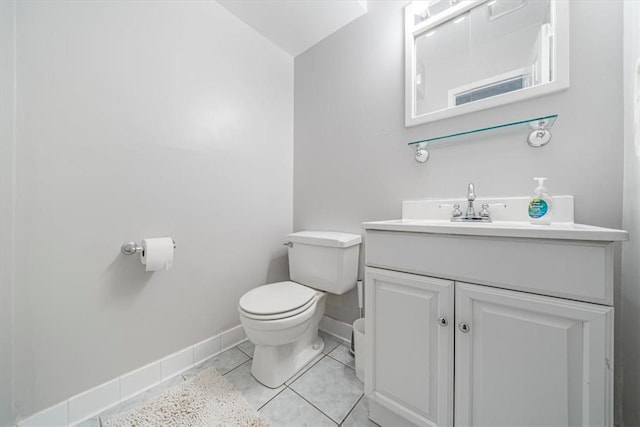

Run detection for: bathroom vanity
[[362, 197, 628, 427]]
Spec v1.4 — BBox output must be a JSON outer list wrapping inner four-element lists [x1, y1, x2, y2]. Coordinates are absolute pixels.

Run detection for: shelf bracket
[[408, 114, 558, 163]]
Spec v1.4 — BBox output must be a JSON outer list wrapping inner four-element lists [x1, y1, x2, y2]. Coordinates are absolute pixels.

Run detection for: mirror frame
[[405, 0, 569, 127]]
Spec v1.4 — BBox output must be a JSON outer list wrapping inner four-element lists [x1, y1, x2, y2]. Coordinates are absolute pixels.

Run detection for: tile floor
[[79, 331, 379, 427]]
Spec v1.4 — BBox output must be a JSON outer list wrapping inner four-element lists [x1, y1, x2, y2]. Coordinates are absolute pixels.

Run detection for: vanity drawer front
[[365, 230, 614, 306]]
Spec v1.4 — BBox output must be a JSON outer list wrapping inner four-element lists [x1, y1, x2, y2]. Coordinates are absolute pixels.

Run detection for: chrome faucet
[[451, 183, 492, 223], [466, 183, 476, 217]]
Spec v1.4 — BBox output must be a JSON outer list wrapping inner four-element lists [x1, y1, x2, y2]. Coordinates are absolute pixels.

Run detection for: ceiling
[[217, 0, 368, 57]]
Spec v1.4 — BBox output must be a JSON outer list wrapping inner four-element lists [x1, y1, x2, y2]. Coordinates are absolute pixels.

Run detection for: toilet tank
[[285, 231, 362, 295]]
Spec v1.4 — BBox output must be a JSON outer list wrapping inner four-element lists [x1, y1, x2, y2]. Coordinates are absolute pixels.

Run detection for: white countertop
[[362, 219, 629, 242]]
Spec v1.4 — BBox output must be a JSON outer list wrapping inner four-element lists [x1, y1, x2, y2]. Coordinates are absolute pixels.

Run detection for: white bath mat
[[103, 368, 270, 427]]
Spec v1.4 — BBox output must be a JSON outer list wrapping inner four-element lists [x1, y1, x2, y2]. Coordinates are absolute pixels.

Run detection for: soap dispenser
[[528, 177, 553, 225]]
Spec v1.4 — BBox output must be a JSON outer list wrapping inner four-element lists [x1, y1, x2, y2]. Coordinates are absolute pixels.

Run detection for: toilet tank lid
[[286, 231, 362, 248]]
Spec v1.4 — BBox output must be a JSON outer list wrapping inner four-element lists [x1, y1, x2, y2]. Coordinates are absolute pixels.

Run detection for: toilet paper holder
[[120, 240, 176, 255]]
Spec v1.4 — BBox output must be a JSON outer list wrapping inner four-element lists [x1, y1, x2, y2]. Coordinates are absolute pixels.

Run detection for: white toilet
[[238, 231, 361, 388]]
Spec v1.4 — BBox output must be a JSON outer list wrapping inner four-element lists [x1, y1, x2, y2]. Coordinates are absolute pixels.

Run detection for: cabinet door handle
[[438, 316, 448, 327], [458, 322, 470, 333]]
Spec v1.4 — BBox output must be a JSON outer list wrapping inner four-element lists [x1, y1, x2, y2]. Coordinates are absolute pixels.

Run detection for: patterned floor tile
[[289, 356, 363, 424], [328, 342, 355, 370], [237, 339, 255, 357], [182, 347, 249, 379], [342, 395, 381, 427], [223, 360, 285, 410], [284, 352, 325, 386], [260, 388, 336, 426], [84, 337, 376, 427], [319, 331, 344, 354]]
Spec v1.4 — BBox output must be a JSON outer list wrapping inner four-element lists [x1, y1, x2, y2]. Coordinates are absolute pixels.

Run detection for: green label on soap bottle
[[528, 198, 548, 218]]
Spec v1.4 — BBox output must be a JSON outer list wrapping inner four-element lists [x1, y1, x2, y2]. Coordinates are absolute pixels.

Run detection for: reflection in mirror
[[405, 0, 569, 126]]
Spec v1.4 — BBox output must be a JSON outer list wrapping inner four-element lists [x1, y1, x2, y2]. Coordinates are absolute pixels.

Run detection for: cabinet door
[[365, 267, 454, 427], [455, 282, 613, 427]]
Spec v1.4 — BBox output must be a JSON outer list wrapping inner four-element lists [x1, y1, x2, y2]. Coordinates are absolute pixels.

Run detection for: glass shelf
[[407, 114, 558, 147]]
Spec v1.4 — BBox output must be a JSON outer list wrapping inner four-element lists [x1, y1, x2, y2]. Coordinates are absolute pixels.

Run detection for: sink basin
[[362, 196, 628, 242], [362, 219, 628, 241]]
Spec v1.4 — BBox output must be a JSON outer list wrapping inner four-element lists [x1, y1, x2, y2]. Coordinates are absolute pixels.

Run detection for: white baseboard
[[17, 324, 246, 427], [319, 315, 355, 343], [20, 317, 355, 426]]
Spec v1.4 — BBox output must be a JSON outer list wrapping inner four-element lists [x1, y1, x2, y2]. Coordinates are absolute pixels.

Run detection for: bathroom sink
[[363, 196, 628, 242], [362, 219, 628, 242]]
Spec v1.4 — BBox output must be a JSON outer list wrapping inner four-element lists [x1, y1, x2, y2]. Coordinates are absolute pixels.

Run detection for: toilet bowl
[[238, 231, 361, 388], [239, 282, 327, 387]]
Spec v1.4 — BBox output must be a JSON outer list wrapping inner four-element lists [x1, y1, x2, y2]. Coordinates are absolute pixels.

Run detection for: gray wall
[[622, 2, 640, 426], [4, 0, 293, 421], [294, 0, 624, 330], [0, 1, 16, 424]]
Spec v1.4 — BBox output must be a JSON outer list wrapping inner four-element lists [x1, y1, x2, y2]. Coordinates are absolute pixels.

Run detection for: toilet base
[[249, 293, 327, 388], [251, 333, 324, 388]]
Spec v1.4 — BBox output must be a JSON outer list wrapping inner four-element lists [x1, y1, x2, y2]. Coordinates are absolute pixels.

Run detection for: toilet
[[238, 231, 361, 388]]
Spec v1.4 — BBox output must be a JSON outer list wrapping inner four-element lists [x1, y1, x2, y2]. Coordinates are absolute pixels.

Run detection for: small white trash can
[[353, 318, 365, 382]]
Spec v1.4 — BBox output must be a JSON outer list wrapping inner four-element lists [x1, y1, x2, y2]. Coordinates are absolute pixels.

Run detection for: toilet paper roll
[[140, 237, 174, 272]]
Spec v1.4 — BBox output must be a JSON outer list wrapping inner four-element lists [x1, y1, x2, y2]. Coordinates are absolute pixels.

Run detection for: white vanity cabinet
[[454, 282, 612, 427], [363, 223, 625, 427], [366, 268, 454, 427]]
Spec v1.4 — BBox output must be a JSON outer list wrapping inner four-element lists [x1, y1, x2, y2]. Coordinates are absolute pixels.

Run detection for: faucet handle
[[479, 203, 490, 218], [467, 183, 476, 201], [452, 204, 462, 218]]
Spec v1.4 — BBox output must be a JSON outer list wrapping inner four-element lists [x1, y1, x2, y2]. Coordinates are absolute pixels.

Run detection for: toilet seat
[[239, 281, 317, 321], [239, 297, 316, 321]]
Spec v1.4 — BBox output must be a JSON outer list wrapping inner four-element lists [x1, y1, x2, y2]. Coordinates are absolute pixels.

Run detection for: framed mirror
[[405, 0, 569, 126]]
